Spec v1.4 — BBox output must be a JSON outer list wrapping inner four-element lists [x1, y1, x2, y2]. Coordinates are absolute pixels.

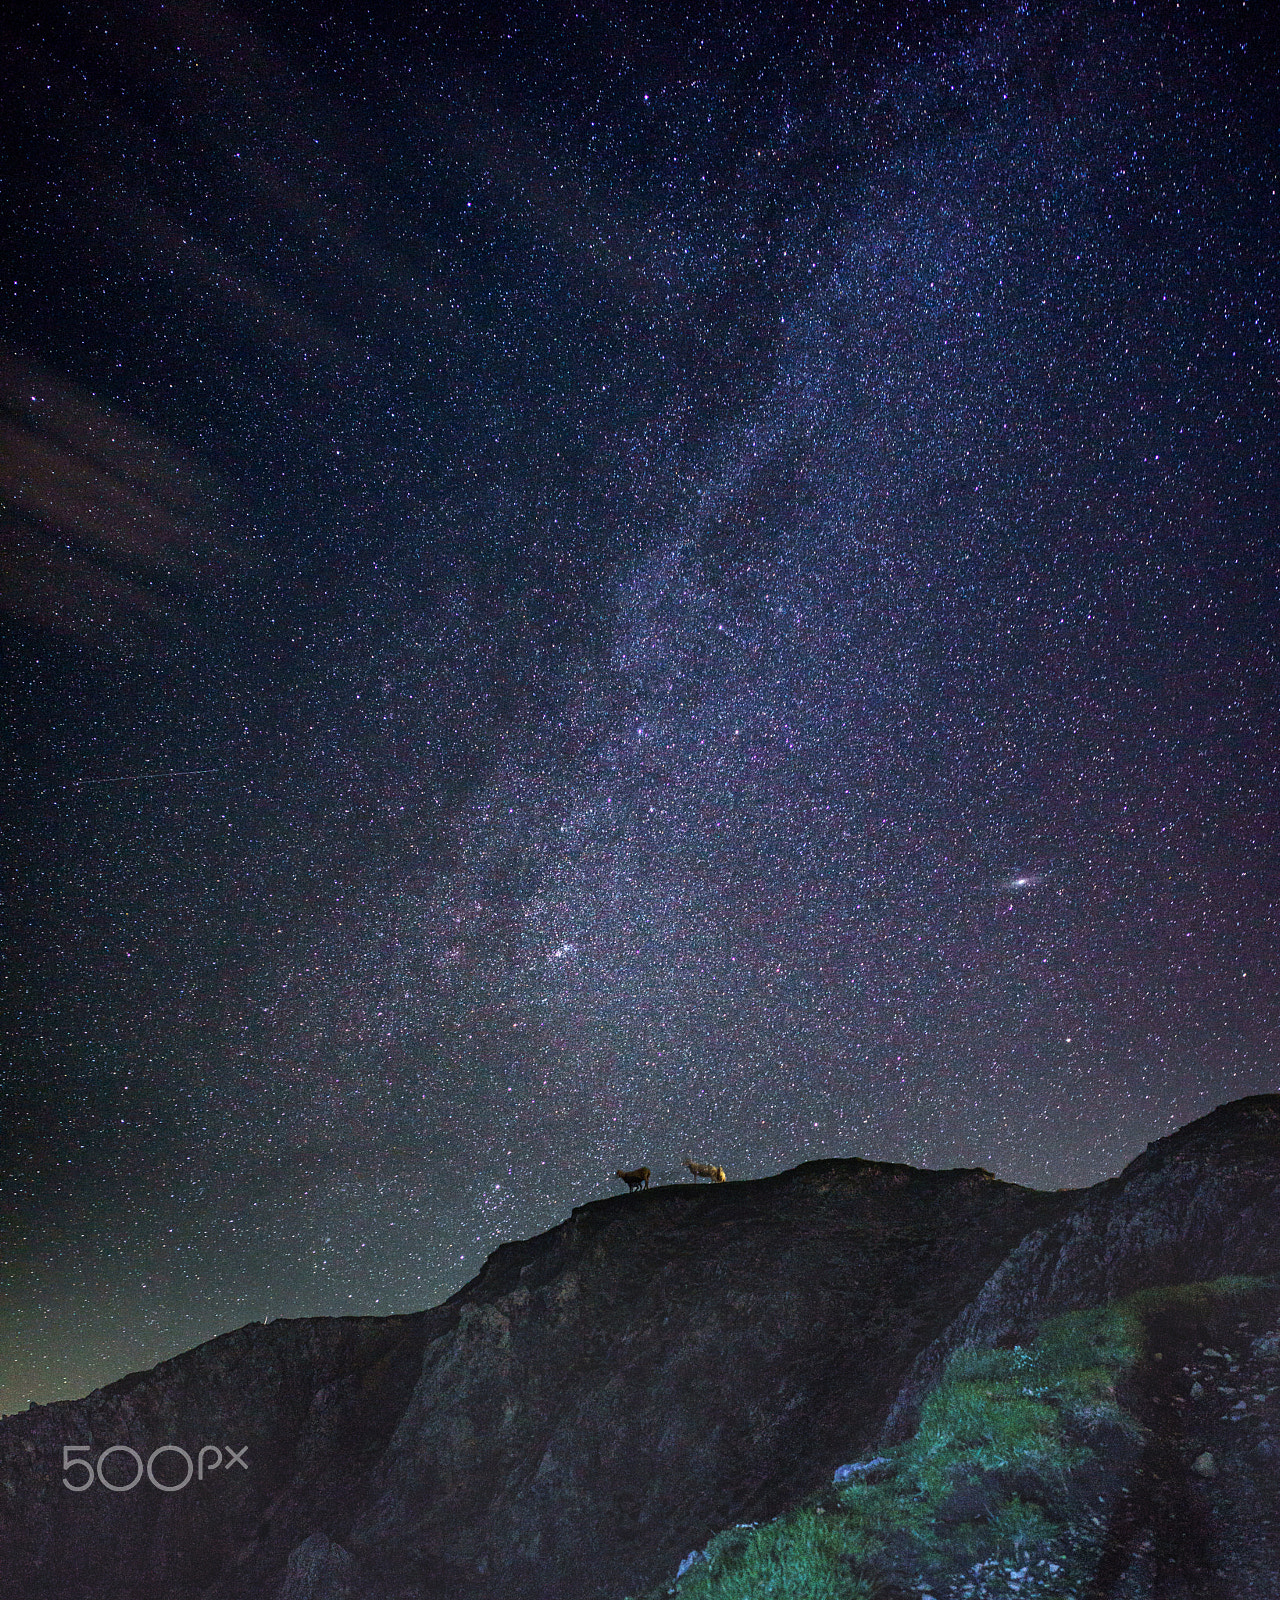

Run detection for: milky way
[[1, 1, 1276, 1413]]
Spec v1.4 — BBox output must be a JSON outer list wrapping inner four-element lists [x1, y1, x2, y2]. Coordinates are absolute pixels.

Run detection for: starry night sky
[[1, 0, 1277, 1415]]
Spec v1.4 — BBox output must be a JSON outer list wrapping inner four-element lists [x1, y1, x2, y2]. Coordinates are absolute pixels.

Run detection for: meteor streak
[[74, 768, 222, 786]]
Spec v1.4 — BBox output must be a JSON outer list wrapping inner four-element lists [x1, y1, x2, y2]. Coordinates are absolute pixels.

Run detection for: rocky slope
[[1, 1095, 1276, 1600], [883, 1094, 1280, 1441], [644, 1277, 1280, 1600]]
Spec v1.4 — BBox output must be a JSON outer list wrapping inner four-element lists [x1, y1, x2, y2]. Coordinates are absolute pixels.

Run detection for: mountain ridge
[[1, 1095, 1276, 1600]]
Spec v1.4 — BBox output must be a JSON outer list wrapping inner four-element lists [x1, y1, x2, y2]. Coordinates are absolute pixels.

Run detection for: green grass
[[628, 1276, 1276, 1600]]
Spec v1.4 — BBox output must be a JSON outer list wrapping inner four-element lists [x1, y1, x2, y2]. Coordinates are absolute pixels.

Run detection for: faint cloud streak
[[0, 350, 247, 650]]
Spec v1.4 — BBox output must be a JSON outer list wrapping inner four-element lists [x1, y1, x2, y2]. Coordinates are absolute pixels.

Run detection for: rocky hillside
[[884, 1093, 1280, 1442], [1, 1095, 1276, 1600], [642, 1276, 1280, 1600]]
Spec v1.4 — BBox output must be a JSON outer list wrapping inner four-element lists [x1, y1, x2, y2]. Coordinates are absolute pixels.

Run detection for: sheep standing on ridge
[[616, 1166, 651, 1192], [685, 1159, 726, 1183]]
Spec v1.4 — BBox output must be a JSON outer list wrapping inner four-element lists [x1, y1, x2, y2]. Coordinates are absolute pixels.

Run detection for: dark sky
[[1, 0, 1277, 1416]]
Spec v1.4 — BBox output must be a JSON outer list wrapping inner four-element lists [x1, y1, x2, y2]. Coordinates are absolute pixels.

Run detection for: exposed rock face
[[333, 1162, 1064, 1600], [1121, 1291, 1280, 1599], [0, 1095, 1276, 1600], [0, 1314, 434, 1600]]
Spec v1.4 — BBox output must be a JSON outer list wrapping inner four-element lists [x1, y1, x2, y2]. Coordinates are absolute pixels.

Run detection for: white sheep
[[685, 1159, 726, 1182]]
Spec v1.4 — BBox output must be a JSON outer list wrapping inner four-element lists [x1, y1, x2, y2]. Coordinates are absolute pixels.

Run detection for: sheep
[[616, 1166, 651, 1192], [685, 1159, 726, 1183]]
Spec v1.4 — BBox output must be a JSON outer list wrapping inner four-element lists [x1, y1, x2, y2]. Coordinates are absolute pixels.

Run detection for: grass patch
[[628, 1276, 1276, 1600], [656, 1509, 879, 1600]]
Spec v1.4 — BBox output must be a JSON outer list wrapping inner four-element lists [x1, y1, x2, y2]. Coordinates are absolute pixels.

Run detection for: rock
[[1190, 1381, 1204, 1397], [1192, 1451, 1217, 1478], [833, 1456, 895, 1484], [276, 1534, 357, 1600], [674, 1550, 705, 1579]]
